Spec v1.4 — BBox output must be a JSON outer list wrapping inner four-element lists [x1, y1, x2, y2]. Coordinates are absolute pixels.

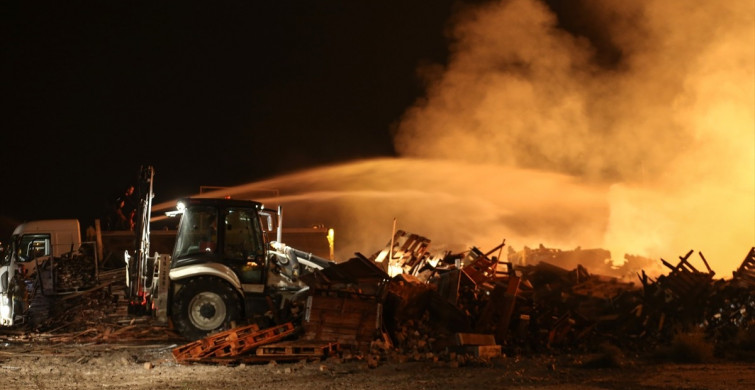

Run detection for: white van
[[0, 219, 82, 326]]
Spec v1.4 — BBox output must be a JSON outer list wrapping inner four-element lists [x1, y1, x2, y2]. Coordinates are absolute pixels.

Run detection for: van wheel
[[171, 277, 241, 340]]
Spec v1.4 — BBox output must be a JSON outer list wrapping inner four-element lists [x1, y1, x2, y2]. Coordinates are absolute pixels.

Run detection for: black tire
[[171, 276, 241, 340]]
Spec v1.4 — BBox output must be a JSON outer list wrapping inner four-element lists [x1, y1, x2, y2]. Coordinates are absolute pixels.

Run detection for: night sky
[[1, 1, 468, 234]]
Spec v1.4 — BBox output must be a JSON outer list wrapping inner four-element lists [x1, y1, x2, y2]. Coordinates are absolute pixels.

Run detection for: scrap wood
[[105, 325, 181, 342], [547, 314, 576, 347], [107, 324, 138, 337], [658, 250, 715, 301], [432, 269, 474, 306], [661, 249, 715, 277], [46, 327, 99, 343], [300, 254, 390, 297], [461, 247, 499, 287], [476, 276, 521, 342], [385, 274, 436, 321], [370, 230, 431, 277]]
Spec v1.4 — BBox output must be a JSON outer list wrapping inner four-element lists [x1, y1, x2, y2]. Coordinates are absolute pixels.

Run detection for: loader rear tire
[[171, 276, 241, 340]]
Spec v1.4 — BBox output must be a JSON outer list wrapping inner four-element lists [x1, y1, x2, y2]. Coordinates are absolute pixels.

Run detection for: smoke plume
[[392, 0, 754, 274]]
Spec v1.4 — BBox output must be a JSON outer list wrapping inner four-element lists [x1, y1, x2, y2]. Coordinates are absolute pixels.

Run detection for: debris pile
[[298, 254, 391, 352], [4, 228, 752, 367], [10, 268, 182, 344], [50, 246, 98, 292], [30, 244, 99, 297], [292, 232, 755, 365]]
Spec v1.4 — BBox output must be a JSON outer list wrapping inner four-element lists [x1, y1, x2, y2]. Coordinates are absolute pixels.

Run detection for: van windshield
[[13, 233, 51, 262]]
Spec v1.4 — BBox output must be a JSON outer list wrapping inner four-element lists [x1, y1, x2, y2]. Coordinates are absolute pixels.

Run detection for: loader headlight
[[166, 201, 186, 217]]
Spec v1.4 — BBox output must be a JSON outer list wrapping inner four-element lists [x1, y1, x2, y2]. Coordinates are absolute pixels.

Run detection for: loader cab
[[171, 198, 269, 285], [167, 198, 278, 339]]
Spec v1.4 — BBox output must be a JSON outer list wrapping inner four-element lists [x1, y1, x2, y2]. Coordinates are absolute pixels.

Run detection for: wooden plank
[[455, 333, 496, 346], [466, 345, 501, 359]]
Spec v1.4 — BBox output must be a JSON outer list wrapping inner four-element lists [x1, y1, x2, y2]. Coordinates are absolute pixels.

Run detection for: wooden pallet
[[256, 340, 339, 358], [172, 322, 296, 363], [174, 339, 338, 365], [171, 323, 260, 361]]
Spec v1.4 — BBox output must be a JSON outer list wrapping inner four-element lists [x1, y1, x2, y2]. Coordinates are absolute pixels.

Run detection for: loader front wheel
[[171, 277, 241, 340]]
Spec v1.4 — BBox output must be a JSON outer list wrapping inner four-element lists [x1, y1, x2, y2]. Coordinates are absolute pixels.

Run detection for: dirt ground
[[1, 260, 752, 390], [0, 339, 752, 390]]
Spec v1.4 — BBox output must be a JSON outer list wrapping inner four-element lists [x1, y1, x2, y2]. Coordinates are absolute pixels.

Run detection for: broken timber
[[371, 230, 431, 277], [658, 250, 715, 301], [732, 247, 755, 287]]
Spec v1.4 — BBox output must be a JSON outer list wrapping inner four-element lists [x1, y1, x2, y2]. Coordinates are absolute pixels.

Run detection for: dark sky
[[1, 1, 464, 232], [0, 0, 595, 238]]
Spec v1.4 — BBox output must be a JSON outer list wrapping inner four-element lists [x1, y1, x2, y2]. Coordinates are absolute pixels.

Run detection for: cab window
[[173, 206, 219, 258], [223, 208, 264, 260], [17, 234, 51, 262]]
